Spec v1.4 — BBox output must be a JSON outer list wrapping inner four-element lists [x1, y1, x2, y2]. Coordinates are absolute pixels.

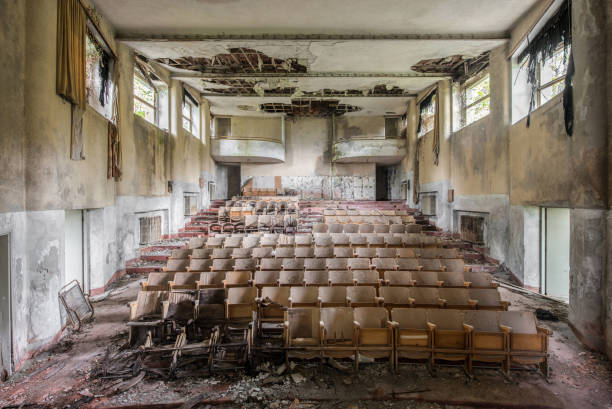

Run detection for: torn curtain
[[56, 0, 87, 108], [108, 66, 121, 180]]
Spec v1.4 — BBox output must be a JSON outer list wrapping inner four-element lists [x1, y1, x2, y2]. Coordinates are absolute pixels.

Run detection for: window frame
[[182, 98, 195, 135], [535, 44, 568, 108], [133, 72, 158, 125], [417, 95, 436, 138], [460, 71, 490, 128]]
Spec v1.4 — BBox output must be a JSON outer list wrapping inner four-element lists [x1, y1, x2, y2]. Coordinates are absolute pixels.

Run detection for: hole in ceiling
[[259, 99, 361, 117], [411, 52, 489, 83]]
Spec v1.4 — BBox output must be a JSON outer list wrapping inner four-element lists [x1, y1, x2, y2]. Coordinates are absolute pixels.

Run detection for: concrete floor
[[0, 273, 610, 409]]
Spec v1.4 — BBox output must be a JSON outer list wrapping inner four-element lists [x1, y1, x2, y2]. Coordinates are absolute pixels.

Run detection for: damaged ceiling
[[259, 99, 362, 116], [92, 0, 542, 116]]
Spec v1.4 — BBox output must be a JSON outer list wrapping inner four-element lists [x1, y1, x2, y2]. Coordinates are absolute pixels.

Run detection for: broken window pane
[[418, 99, 435, 137], [466, 96, 490, 124], [465, 75, 490, 106], [463, 73, 490, 127], [538, 46, 569, 105], [133, 74, 156, 124], [85, 32, 114, 120]]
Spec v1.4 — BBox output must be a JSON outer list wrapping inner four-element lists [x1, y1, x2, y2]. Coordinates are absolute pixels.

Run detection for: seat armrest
[[162, 267, 168, 272], [440, 266, 447, 272], [462, 323, 474, 332], [468, 299, 478, 307], [499, 324, 512, 333], [436, 280, 444, 287], [462, 281, 470, 288], [353, 320, 361, 329], [427, 322, 436, 331], [438, 298, 446, 307]]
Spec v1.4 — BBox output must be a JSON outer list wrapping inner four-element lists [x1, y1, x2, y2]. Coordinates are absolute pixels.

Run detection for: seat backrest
[[275, 247, 295, 258], [304, 258, 326, 270], [353, 269, 379, 284], [245, 215, 259, 228], [349, 235, 368, 246], [331, 233, 350, 246], [188, 237, 207, 249], [261, 286, 290, 306], [199, 271, 225, 286], [261, 258, 283, 270], [354, 307, 388, 328], [191, 248, 212, 259], [441, 259, 466, 272], [189, 258, 212, 272], [373, 224, 390, 233], [464, 310, 500, 332], [197, 288, 225, 306], [254, 270, 280, 286], [347, 258, 370, 270], [372, 258, 397, 271], [427, 309, 465, 330], [132, 291, 168, 319], [319, 286, 347, 304], [419, 258, 443, 271], [321, 307, 354, 340], [279, 270, 304, 285], [287, 307, 321, 341], [260, 235, 278, 246], [252, 247, 274, 259], [397, 248, 416, 258], [277, 234, 295, 246], [438, 288, 470, 305], [347, 286, 377, 304], [313, 223, 329, 233], [405, 224, 422, 233], [389, 224, 406, 234], [231, 248, 253, 259], [295, 247, 315, 258], [355, 247, 376, 258], [227, 287, 257, 304], [290, 286, 318, 304], [212, 248, 233, 259], [438, 271, 466, 287], [205, 236, 225, 248], [327, 223, 342, 233], [391, 308, 428, 329], [367, 235, 385, 246], [397, 258, 420, 271], [225, 271, 252, 285], [358, 224, 374, 233], [259, 215, 273, 227], [173, 272, 199, 286], [333, 247, 353, 258], [283, 258, 304, 271], [420, 248, 442, 259], [408, 287, 440, 304], [379, 286, 410, 304], [314, 246, 334, 258], [147, 272, 172, 287], [326, 258, 348, 270], [385, 270, 413, 286], [234, 258, 257, 271], [376, 248, 397, 258], [212, 258, 235, 271], [466, 272, 493, 287], [224, 236, 243, 248], [498, 311, 538, 334], [469, 288, 502, 307], [314, 236, 333, 247], [329, 270, 353, 284], [170, 249, 192, 259], [343, 224, 359, 233], [304, 270, 329, 285], [166, 259, 188, 272], [295, 234, 313, 246], [243, 236, 260, 249]]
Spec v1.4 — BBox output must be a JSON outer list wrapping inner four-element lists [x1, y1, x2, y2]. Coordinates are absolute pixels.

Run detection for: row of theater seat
[[322, 209, 414, 216], [143, 270, 496, 291], [320, 216, 415, 225]]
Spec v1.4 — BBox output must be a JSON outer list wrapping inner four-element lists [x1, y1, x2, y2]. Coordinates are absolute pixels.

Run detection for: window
[[463, 73, 490, 125], [182, 89, 200, 136], [133, 74, 156, 124], [85, 30, 114, 119], [536, 45, 569, 106], [417, 96, 435, 137]]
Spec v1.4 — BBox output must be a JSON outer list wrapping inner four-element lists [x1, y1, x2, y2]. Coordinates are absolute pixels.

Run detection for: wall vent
[[460, 215, 485, 244], [139, 216, 162, 245]]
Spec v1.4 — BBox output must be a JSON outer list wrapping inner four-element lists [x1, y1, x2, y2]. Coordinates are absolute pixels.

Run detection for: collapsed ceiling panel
[[411, 52, 489, 82], [260, 99, 361, 117]]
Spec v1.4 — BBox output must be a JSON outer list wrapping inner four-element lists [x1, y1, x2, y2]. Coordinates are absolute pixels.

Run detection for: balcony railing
[[211, 136, 285, 163], [332, 137, 407, 164]]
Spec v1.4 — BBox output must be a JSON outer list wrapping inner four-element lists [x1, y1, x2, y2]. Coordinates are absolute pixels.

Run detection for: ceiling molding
[[118, 33, 509, 42], [171, 72, 450, 79]]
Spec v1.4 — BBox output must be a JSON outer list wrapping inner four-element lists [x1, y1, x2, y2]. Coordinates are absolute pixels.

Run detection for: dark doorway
[[375, 165, 389, 201], [227, 165, 241, 198]]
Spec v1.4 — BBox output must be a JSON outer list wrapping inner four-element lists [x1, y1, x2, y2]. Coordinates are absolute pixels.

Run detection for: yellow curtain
[[108, 65, 121, 180], [432, 93, 440, 166], [56, 0, 86, 108]]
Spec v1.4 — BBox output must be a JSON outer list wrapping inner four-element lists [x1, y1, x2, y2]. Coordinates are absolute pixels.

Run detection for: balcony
[[211, 136, 285, 164], [332, 137, 407, 164]]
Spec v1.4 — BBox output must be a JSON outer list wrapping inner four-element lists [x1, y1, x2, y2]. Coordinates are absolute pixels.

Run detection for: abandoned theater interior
[[0, 0, 611, 408]]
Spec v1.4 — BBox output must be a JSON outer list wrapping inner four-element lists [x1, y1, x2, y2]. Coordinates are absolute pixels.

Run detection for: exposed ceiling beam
[[173, 72, 450, 79], [118, 33, 509, 42], [201, 93, 417, 98]]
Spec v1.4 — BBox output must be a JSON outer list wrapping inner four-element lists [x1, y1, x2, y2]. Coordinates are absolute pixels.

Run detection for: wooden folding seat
[[330, 247, 351, 259], [347, 257, 370, 271], [328, 223, 344, 233], [295, 234, 313, 247], [275, 247, 295, 258], [279, 270, 304, 287], [421, 236, 440, 248], [314, 235, 333, 247], [226, 287, 257, 323], [197, 271, 226, 289], [343, 224, 359, 234], [353, 270, 381, 287], [260, 234, 278, 247], [188, 237, 207, 249], [440, 248, 461, 259], [396, 258, 421, 271], [130, 290, 168, 320], [408, 288, 443, 308], [464, 310, 507, 373], [397, 248, 418, 258], [169, 272, 199, 290], [405, 224, 422, 233], [188, 258, 212, 272], [191, 248, 212, 260], [389, 224, 406, 234], [379, 287, 412, 309], [289, 287, 318, 307], [427, 309, 471, 368], [258, 215, 273, 232], [347, 209, 359, 216], [253, 270, 280, 288], [260, 258, 282, 271], [388, 217, 402, 225], [419, 248, 444, 259], [439, 288, 477, 309], [320, 307, 357, 365], [376, 248, 397, 259], [242, 235, 260, 248], [498, 311, 551, 376], [347, 287, 380, 307], [465, 272, 498, 288], [335, 209, 347, 216], [392, 308, 432, 367], [318, 286, 349, 307], [323, 209, 336, 216], [295, 247, 315, 259], [224, 236, 243, 249], [331, 233, 350, 247], [418, 258, 444, 272], [469, 289, 510, 310], [358, 224, 374, 234], [367, 235, 385, 248], [234, 258, 257, 273], [373, 224, 390, 234], [353, 307, 394, 368], [231, 248, 252, 259], [304, 270, 329, 286], [326, 257, 348, 271], [402, 234, 423, 247], [314, 246, 334, 258], [162, 291, 197, 326], [142, 272, 173, 291], [355, 247, 376, 259], [211, 258, 235, 273], [252, 247, 274, 260], [372, 258, 397, 278], [441, 258, 469, 273], [283, 258, 305, 271], [438, 271, 469, 288], [304, 257, 326, 271], [211, 248, 233, 259], [164, 259, 188, 272], [205, 236, 225, 248], [170, 249, 192, 259], [244, 215, 259, 233], [349, 234, 368, 248], [380, 210, 395, 216], [329, 270, 354, 286], [277, 234, 295, 247], [410, 271, 441, 287], [325, 216, 338, 224], [283, 308, 321, 361], [384, 271, 415, 287], [384, 235, 403, 248], [257, 286, 290, 332]]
